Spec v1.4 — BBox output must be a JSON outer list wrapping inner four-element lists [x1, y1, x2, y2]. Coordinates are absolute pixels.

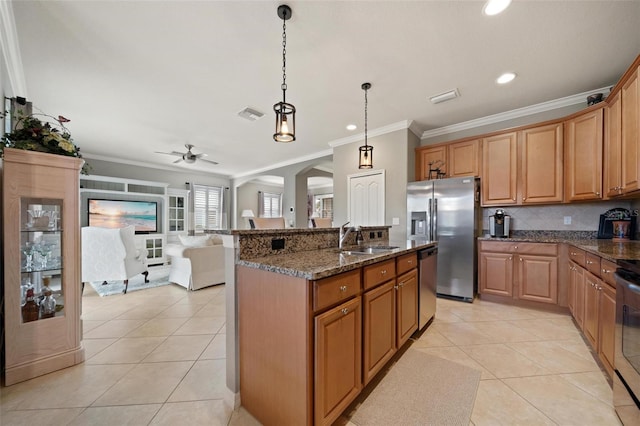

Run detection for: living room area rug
[[88, 265, 172, 296], [347, 348, 481, 426]]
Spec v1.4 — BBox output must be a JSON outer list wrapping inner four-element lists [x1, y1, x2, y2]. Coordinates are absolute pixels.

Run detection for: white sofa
[[81, 225, 149, 294], [165, 235, 225, 291]]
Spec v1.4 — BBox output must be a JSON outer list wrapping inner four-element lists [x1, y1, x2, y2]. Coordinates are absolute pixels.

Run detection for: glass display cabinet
[[2, 148, 85, 386]]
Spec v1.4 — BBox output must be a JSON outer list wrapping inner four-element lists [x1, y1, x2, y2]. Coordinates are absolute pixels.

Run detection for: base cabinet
[[478, 241, 558, 305], [315, 297, 362, 426], [238, 250, 424, 426]]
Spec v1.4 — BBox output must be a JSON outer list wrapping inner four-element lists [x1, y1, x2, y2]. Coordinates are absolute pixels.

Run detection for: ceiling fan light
[[483, 0, 511, 16]]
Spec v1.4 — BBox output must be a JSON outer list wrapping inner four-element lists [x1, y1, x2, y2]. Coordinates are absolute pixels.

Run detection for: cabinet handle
[[596, 192, 600, 196], [519, 258, 523, 262], [514, 246, 518, 249], [586, 260, 592, 264], [394, 286, 399, 290], [339, 285, 347, 292], [508, 256, 512, 260], [398, 281, 405, 287], [523, 197, 526, 201], [512, 198, 516, 201], [604, 269, 611, 274], [407, 260, 413, 264], [597, 286, 603, 291], [341, 308, 349, 315], [381, 270, 387, 275]]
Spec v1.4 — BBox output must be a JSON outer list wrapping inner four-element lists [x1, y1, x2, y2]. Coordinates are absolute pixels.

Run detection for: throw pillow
[[179, 235, 212, 247]]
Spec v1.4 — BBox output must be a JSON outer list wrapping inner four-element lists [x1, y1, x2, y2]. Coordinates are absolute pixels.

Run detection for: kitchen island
[[234, 233, 435, 426]]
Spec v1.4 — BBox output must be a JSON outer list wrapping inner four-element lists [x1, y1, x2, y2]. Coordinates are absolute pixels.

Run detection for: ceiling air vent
[[238, 107, 265, 121], [429, 89, 460, 104]]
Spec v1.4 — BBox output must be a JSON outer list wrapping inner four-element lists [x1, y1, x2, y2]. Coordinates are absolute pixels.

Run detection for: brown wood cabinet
[[238, 249, 423, 426], [564, 107, 604, 201], [621, 65, 640, 194], [415, 139, 480, 181], [416, 145, 447, 180], [565, 246, 617, 378], [478, 241, 558, 305], [2, 149, 85, 386], [481, 132, 518, 205], [314, 297, 362, 426], [396, 269, 418, 347], [605, 92, 623, 197], [520, 122, 564, 204]]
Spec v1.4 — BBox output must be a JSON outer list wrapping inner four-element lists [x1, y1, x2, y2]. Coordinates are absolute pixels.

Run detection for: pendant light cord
[[364, 86, 368, 147], [281, 14, 287, 103]]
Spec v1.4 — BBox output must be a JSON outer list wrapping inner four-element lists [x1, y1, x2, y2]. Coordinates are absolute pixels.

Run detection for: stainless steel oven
[[614, 262, 640, 425]]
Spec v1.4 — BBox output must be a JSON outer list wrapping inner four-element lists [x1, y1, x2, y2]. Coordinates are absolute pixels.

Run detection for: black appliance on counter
[[489, 209, 510, 238], [614, 259, 640, 424]]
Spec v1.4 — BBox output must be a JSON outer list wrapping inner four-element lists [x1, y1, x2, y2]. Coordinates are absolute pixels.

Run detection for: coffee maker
[[489, 209, 511, 238]]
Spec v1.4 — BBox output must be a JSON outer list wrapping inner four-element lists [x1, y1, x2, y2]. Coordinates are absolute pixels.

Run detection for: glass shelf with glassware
[[20, 198, 64, 323]]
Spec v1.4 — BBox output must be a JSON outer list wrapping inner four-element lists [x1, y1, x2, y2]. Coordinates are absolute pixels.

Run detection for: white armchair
[[81, 225, 149, 294], [165, 235, 225, 291]]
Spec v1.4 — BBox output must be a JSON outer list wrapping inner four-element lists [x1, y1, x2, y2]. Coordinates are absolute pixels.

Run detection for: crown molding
[[0, 2, 28, 97], [328, 120, 416, 148], [420, 86, 612, 139], [231, 148, 333, 180]]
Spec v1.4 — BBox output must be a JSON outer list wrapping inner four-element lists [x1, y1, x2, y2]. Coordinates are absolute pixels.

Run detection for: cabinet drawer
[[313, 269, 361, 312], [601, 259, 617, 286], [568, 247, 586, 267], [585, 253, 601, 276], [479, 241, 557, 256], [364, 259, 396, 290], [396, 252, 417, 276]]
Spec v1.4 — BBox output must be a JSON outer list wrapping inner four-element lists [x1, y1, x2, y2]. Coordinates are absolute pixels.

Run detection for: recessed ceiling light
[[346, 124, 357, 131], [496, 72, 516, 84], [483, 0, 511, 16]]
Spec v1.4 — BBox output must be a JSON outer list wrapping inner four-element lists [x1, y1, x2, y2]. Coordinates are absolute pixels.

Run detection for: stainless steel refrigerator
[[407, 177, 480, 302]]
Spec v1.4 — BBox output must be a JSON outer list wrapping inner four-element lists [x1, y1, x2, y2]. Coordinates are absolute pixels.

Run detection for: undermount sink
[[340, 246, 399, 255]]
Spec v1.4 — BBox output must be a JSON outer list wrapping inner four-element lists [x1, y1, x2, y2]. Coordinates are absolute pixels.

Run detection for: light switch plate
[[564, 216, 572, 225]]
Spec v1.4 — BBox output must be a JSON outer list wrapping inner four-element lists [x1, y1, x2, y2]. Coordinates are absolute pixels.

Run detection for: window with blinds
[[258, 191, 282, 218], [193, 184, 223, 231], [313, 193, 334, 219]]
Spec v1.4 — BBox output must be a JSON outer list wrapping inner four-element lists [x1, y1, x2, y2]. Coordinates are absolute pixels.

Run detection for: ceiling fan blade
[[200, 158, 219, 165], [194, 152, 207, 159], [173, 158, 183, 164], [155, 151, 183, 157]]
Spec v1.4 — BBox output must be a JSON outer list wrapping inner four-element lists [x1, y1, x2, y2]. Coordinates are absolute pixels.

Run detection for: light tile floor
[[0, 285, 623, 425]]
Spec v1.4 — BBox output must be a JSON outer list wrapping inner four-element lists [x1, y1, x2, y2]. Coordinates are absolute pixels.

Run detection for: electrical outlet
[[564, 216, 572, 225]]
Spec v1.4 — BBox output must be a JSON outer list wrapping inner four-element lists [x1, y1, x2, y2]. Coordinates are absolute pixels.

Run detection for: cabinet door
[[564, 108, 603, 201], [583, 272, 600, 348], [517, 254, 558, 304], [605, 93, 623, 198], [479, 251, 513, 297], [396, 270, 418, 348], [363, 280, 396, 385], [481, 132, 518, 205], [520, 123, 563, 204], [568, 262, 576, 315], [598, 282, 616, 377], [621, 67, 640, 194], [416, 145, 447, 180], [314, 297, 362, 426], [574, 265, 586, 330], [448, 139, 480, 178]]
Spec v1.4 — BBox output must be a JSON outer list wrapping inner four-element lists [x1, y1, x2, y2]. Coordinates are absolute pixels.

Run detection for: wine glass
[[36, 243, 52, 269], [22, 242, 34, 270]]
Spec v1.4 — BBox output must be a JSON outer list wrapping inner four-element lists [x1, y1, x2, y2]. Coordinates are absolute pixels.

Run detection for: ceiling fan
[[155, 144, 218, 165]]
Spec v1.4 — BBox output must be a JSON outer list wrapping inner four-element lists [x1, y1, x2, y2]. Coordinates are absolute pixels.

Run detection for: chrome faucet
[[339, 221, 356, 249]]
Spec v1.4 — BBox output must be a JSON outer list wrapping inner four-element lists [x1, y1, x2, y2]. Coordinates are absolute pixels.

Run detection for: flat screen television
[[88, 199, 158, 234]]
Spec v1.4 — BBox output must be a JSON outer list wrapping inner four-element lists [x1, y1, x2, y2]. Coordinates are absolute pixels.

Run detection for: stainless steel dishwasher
[[418, 246, 438, 330]]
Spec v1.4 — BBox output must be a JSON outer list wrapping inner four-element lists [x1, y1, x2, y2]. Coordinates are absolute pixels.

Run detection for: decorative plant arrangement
[[1, 105, 90, 174]]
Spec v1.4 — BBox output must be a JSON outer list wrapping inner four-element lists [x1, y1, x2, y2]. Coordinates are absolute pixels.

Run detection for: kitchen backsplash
[[482, 201, 633, 232]]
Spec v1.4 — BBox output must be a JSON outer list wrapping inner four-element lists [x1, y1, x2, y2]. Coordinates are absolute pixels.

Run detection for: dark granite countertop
[[237, 239, 437, 280], [478, 234, 640, 263]]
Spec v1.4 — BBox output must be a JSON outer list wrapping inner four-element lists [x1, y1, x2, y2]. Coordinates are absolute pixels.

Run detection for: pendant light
[[358, 82, 373, 169], [273, 5, 296, 143]]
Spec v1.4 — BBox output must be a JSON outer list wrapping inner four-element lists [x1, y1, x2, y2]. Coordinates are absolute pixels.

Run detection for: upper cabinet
[[605, 93, 622, 198], [564, 107, 604, 201], [481, 132, 518, 205], [481, 122, 563, 206], [416, 139, 480, 181], [520, 122, 564, 204], [416, 145, 446, 180], [621, 64, 640, 194]]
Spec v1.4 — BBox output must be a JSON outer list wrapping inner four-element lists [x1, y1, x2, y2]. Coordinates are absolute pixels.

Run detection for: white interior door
[[348, 170, 385, 226]]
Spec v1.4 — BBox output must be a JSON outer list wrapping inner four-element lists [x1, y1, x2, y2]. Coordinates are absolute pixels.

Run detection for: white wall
[[333, 128, 415, 242]]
